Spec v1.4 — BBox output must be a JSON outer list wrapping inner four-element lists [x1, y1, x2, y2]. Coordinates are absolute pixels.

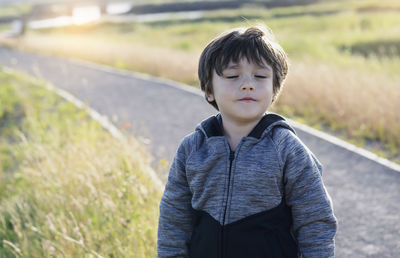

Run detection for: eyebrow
[[225, 63, 272, 71]]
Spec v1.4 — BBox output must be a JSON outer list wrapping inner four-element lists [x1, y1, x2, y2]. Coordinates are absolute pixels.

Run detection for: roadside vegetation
[[0, 3, 30, 33], [0, 69, 161, 257], [0, 0, 399, 162], [0, 3, 30, 18]]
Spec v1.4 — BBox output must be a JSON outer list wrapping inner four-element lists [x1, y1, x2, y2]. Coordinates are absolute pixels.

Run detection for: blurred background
[[0, 0, 399, 257], [1, 0, 399, 163]]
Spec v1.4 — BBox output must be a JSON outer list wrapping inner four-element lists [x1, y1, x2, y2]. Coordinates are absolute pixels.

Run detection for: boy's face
[[208, 57, 273, 124]]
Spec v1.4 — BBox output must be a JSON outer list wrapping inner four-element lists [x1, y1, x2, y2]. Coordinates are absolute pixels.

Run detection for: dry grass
[[1, 33, 199, 86], [2, 32, 398, 161], [276, 61, 400, 158]]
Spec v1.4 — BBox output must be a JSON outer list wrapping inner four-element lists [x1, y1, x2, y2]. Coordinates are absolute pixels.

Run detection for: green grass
[[0, 68, 162, 257]]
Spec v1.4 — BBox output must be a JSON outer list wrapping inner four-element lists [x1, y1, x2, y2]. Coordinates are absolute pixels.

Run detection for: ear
[[206, 93, 215, 102]]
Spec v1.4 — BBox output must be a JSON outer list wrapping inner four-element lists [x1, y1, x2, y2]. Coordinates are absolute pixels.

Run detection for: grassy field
[[0, 0, 399, 162], [0, 68, 162, 257]]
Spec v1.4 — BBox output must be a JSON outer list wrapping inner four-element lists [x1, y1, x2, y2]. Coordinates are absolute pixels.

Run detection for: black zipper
[[221, 150, 235, 258]]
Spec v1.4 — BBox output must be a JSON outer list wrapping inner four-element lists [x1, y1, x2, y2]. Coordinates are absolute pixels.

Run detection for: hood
[[195, 113, 296, 140]]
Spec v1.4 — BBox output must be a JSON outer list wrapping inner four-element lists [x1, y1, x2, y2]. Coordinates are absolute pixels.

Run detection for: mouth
[[239, 97, 256, 102]]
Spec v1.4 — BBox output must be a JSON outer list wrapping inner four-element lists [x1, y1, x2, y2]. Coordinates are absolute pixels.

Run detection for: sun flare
[[72, 6, 101, 25]]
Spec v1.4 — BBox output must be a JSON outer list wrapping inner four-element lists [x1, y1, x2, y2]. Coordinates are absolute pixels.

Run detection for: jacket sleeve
[[277, 129, 337, 258], [157, 136, 195, 258]]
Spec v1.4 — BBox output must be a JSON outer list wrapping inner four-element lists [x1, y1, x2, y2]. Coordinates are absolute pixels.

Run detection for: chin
[[234, 112, 264, 122], [238, 108, 265, 117]]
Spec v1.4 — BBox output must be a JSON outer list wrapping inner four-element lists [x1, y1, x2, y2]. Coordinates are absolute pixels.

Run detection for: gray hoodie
[[158, 113, 337, 257]]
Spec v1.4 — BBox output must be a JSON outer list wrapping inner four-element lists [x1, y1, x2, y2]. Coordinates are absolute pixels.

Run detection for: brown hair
[[198, 25, 289, 110]]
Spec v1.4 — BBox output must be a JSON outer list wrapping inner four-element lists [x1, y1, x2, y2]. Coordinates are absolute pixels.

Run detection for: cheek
[[259, 85, 273, 103], [213, 83, 232, 99], [264, 81, 274, 94], [258, 83, 272, 93]]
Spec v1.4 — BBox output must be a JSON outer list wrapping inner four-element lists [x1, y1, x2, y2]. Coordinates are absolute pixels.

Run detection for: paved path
[[1, 47, 399, 257]]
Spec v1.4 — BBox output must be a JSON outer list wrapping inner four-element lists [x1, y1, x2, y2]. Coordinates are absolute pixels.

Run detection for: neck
[[220, 115, 262, 151]]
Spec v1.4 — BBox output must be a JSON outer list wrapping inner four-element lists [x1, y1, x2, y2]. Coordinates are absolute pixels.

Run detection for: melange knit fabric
[[158, 113, 337, 258]]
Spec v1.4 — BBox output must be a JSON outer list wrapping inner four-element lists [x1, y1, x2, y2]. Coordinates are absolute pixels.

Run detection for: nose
[[240, 76, 254, 91]]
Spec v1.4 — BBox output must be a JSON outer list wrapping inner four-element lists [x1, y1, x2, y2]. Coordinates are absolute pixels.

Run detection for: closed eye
[[255, 75, 268, 79], [225, 75, 239, 79]]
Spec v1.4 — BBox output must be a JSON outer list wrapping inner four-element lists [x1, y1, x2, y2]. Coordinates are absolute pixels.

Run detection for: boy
[[158, 25, 337, 258]]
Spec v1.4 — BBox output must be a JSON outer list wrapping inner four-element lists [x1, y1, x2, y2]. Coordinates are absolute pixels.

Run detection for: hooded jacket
[[158, 113, 337, 258]]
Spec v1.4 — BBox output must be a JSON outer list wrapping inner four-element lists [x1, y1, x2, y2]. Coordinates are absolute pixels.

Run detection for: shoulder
[[176, 129, 205, 157], [270, 126, 322, 172], [270, 125, 303, 152]]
